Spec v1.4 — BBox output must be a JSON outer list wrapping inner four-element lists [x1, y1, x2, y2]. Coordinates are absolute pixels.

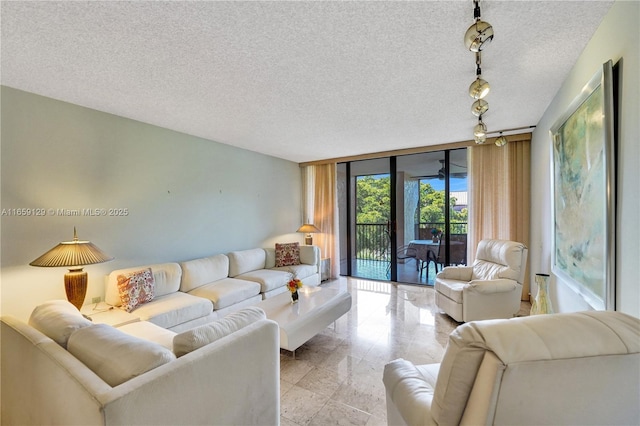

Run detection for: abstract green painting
[[551, 60, 615, 311]]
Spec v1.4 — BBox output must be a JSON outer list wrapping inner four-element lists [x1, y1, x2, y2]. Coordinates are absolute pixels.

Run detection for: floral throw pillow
[[117, 268, 155, 312], [275, 242, 301, 267]]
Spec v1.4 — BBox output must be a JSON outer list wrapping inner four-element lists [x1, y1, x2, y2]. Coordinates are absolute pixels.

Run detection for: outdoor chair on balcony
[[389, 245, 419, 274], [428, 234, 468, 274]]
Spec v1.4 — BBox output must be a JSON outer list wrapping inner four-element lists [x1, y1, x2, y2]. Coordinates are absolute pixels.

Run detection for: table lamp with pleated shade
[[297, 223, 320, 245], [30, 228, 113, 310]]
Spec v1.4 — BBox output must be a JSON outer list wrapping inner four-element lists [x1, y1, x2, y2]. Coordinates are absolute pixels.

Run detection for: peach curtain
[[303, 164, 339, 279], [469, 138, 531, 298]]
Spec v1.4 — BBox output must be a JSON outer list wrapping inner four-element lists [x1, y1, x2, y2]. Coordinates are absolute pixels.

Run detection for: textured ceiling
[[1, 1, 613, 163]]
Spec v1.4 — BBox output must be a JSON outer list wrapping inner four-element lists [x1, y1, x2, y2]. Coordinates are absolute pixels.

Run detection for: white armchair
[[435, 239, 527, 322], [383, 311, 640, 426]]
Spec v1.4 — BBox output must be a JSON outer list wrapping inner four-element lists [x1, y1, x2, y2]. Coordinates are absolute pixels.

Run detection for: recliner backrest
[[432, 311, 640, 426], [471, 239, 527, 283]]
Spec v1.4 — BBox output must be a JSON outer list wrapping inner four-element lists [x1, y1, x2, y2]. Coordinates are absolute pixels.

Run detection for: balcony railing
[[355, 222, 468, 261]]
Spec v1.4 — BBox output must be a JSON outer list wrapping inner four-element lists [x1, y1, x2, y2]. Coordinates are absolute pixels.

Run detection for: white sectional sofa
[[1, 300, 280, 425], [229, 246, 321, 299], [104, 245, 320, 332]]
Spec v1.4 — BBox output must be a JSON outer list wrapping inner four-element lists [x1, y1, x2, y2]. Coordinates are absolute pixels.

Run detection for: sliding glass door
[[338, 149, 467, 285]]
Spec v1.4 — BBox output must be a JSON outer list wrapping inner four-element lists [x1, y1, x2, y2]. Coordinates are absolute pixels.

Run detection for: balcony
[[354, 222, 468, 283]]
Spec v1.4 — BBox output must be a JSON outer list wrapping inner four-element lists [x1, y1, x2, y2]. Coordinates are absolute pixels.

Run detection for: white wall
[[1, 87, 304, 320], [530, 1, 639, 316]]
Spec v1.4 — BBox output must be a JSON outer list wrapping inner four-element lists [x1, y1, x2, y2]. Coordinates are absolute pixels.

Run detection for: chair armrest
[[437, 266, 473, 281], [383, 359, 436, 426], [465, 279, 517, 294]]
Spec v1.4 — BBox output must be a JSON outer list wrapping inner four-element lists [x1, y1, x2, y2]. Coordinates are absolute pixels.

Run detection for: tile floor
[[279, 277, 531, 425]]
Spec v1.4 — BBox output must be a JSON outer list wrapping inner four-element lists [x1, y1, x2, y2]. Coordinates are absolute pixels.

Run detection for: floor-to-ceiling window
[[338, 149, 467, 285]]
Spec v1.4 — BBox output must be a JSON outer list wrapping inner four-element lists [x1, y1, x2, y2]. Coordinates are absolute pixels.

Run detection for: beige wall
[[530, 1, 639, 316], [1, 87, 304, 321]]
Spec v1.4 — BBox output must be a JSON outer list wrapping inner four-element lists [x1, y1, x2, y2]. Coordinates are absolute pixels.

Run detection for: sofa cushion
[[117, 268, 155, 312], [28, 300, 92, 349], [106, 263, 182, 306], [434, 278, 465, 303], [187, 278, 261, 310], [271, 263, 317, 282], [227, 248, 266, 277], [118, 321, 177, 351], [275, 242, 301, 267], [131, 292, 213, 329], [173, 307, 266, 357], [235, 269, 288, 293], [179, 254, 230, 293], [68, 324, 176, 387]]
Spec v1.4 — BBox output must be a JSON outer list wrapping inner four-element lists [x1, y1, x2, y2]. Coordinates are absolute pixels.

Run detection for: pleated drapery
[[302, 164, 340, 279], [468, 137, 531, 298]]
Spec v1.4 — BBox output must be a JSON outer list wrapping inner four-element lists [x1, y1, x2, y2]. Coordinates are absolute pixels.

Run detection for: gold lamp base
[[305, 234, 313, 245], [64, 268, 88, 310]]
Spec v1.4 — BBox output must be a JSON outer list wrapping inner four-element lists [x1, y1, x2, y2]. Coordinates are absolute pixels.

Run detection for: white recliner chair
[[435, 239, 527, 322], [383, 311, 640, 426]]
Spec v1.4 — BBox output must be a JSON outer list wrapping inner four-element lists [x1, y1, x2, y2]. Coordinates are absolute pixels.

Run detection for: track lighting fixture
[[464, 0, 504, 146]]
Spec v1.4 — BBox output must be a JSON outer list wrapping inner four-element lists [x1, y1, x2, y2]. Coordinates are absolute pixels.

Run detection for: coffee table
[[256, 286, 352, 357]]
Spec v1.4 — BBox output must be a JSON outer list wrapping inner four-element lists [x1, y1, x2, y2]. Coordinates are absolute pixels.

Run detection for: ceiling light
[[495, 133, 508, 147], [471, 99, 489, 117], [464, 0, 494, 52], [465, 0, 502, 146], [473, 119, 487, 143], [464, 20, 494, 52], [469, 77, 490, 100]]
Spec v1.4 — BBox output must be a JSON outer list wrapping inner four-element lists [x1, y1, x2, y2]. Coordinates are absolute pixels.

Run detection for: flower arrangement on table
[[287, 272, 303, 303]]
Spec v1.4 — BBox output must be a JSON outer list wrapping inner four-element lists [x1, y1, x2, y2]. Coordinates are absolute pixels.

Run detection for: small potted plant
[[430, 228, 441, 242]]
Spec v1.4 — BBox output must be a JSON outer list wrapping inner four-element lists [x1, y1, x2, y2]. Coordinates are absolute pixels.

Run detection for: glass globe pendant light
[[473, 118, 487, 144], [464, 0, 494, 52], [471, 99, 489, 117], [469, 52, 490, 100], [495, 133, 508, 147], [464, 20, 494, 52], [469, 77, 490, 100]]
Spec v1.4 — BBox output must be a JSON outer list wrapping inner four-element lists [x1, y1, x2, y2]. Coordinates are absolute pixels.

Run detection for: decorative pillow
[[28, 299, 93, 349], [275, 242, 301, 267], [173, 307, 266, 357], [68, 323, 175, 387], [117, 268, 155, 312]]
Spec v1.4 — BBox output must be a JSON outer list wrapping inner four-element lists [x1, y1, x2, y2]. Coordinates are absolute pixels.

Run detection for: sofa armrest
[[437, 266, 473, 281], [99, 318, 280, 425], [300, 245, 321, 273], [465, 279, 517, 294]]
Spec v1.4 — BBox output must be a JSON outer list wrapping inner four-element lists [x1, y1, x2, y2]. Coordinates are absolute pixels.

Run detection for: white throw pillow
[[28, 299, 93, 348], [68, 323, 176, 387], [173, 307, 266, 357]]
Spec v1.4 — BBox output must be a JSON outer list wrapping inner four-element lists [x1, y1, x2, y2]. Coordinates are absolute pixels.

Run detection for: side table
[[321, 258, 331, 281], [80, 302, 140, 327]]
